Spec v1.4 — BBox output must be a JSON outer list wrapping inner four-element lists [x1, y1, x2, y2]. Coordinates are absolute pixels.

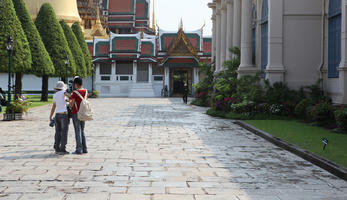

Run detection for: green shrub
[[6, 100, 30, 114], [295, 99, 313, 118], [92, 90, 99, 98], [72, 22, 92, 76], [310, 102, 335, 126], [230, 100, 256, 113], [191, 98, 209, 107], [334, 107, 347, 133]]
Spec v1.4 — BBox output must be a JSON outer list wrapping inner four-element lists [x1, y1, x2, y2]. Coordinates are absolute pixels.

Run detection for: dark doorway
[[170, 68, 192, 97]]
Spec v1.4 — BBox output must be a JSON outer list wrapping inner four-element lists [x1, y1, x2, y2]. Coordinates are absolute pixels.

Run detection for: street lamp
[[64, 55, 69, 83], [6, 36, 14, 107]]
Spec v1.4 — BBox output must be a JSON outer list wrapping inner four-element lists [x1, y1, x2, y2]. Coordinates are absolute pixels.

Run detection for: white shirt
[[53, 90, 68, 113]]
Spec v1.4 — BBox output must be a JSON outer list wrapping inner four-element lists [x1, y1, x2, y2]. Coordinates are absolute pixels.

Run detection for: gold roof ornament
[[24, 0, 81, 25], [90, 6, 108, 38], [152, 0, 156, 32]]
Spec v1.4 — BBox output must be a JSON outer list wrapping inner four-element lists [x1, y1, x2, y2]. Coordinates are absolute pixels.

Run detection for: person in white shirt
[[49, 81, 70, 155]]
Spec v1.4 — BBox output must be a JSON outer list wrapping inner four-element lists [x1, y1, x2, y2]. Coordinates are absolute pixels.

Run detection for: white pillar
[[226, 0, 234, 60], [232, 0, 241, 50], [149, 63, 153, 83], [96, 63, 100, 82], [215, 2, 222, 72], [133, 61, 137, 83], [265, 0, 285, 83], [209, 2, 217, 62], [338, 0, 347, 104], [164, 67, 170, 94], [220, 1, 227, 68], [238, 0, 257, 77], [111, 61, 116, 81]]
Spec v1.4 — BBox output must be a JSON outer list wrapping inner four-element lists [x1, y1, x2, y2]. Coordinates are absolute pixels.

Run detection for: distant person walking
[[69, 77, 89, 154], [49, 81, 70, 155]]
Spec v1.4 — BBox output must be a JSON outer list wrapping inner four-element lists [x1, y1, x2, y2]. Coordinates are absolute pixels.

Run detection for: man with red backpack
[[69, 77, 89, 155]]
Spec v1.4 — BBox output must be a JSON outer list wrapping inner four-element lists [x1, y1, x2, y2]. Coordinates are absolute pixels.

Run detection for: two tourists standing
[[49, 77, 92, 155]]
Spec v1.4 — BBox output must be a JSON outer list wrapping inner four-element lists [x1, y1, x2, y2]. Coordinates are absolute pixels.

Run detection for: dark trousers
[[54, 113, 69, 151], [183, 94, 188, 104], [72, 114, 87, 153]]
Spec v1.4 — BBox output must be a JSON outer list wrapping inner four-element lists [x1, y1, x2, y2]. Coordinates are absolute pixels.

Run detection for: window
[[116, 61, 133, 74], [261, 0, 268, 78], [100, 63, 112, 74], [152, 66, 164, 75], [328, 0, 342, 78]]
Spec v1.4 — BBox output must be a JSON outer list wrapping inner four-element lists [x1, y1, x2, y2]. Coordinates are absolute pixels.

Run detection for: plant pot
[[3, 113, 14, 121], [14, 113, 23, 120], [3, 113, 23, 121]]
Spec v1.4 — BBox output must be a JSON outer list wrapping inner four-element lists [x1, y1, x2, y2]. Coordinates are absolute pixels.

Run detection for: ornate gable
[[161, 28, 199, 64]]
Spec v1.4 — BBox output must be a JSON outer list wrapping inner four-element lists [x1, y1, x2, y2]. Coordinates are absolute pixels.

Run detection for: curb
[[235, 120, 347, 181]]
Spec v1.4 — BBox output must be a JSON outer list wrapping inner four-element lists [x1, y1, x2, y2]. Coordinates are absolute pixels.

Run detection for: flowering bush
[[309, 102, 335, 126], [230, 100, 255, 113], [214, 97, 236, 111], [6, 99, 30, 114], [268, 104, 284, 115], [334, 106, 347, 133]]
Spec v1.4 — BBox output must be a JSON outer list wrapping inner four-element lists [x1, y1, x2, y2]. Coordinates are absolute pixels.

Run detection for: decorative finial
[[152, 0, 156, 32], [179, 18, 183, 30]]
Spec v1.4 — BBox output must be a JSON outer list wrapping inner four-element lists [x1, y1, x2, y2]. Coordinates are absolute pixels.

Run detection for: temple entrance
[[170, 68, 192, 97], [137, 63, 149, 82]]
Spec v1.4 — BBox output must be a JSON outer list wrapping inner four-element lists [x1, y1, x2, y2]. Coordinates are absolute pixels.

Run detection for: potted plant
[[3, 100, 30, 121]]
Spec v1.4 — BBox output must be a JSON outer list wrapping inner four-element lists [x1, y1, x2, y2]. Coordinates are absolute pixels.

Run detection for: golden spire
[[152, 0, 156, 32], [179, 18, 183, 30]]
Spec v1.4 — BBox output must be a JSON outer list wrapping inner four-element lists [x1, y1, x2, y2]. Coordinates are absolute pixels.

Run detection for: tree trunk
[[15, 73, 22, 100], [41, 75, 49, 102]]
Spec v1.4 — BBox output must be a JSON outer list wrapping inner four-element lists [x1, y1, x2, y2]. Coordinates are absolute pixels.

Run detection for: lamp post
[[64, 55, 69, 83], [6, 36, 14, 107]]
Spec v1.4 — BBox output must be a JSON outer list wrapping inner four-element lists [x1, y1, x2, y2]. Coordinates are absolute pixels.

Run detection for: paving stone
[[0, 98, 346, 200]]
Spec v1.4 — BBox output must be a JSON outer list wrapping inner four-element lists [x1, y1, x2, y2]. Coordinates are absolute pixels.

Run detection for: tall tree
[[72, 22, 92, 76], [0, 0, 31, 98], [60, 20, 87, 78], [35, 3, 76, 101], [13, 0, 54, 98]]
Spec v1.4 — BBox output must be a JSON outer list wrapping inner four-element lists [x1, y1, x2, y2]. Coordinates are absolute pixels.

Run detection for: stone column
[[148, 63, 153, 83], [208, 2, 217, 61], [338, 0, 347, 104], [111, 61, 116, 81], [265, 0, 285, 83], [215, 1, 222, 72], [238, 0, 257, 77], [133, 61, 137, 83], [220, 1, 227, 68], [164, 67, 170, 94], [232, 0, 241, 50], [96, 63, 100, 82], [226, 0, 234, 60]]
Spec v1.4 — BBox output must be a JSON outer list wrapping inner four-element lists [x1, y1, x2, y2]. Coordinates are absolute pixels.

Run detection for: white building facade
[[209, 0, 347, 104]]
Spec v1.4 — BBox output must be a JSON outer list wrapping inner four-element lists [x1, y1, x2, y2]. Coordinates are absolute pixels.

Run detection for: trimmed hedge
[[13, 0, 54, 76], [0, 0, 31, 73], [72, 22, 92, 76], [60, 20, 87, 77]]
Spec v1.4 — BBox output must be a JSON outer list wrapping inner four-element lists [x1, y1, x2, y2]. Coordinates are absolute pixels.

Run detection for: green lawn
[[0, 95, 52, 113], [244, 120, 347, 168]]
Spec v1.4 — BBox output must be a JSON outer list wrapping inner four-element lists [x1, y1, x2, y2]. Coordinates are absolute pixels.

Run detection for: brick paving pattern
[[0, 98, 346, 200]]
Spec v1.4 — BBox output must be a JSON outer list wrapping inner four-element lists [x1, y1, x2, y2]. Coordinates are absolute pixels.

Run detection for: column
[[226, 0, 234, 60], [208, 2, 217, 61], [96, 63, 100, 82], [111, 61, 116, 81], [338, 0, 347, 104], [133, 61, 137, 83], [220, 1, 227, 68], [232, 0, 241, 50], [165, 67, 170, 94], [238, 0, 257, 77], [148, 63, 153, 83], [265, 0, 285, 83], [215, 1, 222, 72]]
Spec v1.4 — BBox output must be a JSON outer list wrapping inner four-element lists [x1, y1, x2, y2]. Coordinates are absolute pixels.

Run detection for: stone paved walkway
[[0, 98, 346, 200]]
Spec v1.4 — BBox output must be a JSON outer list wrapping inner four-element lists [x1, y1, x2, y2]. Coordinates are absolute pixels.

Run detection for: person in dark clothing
[[183, 84, 189, 104]]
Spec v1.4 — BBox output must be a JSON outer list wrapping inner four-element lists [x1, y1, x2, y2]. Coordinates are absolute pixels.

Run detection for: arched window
[[261, 0, 268, 78], [252, 5, 256, 65], [328, 0, 342, 78]]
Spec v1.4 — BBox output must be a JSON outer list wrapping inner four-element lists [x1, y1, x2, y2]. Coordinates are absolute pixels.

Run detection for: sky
[[150, 0, 213, 36]]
